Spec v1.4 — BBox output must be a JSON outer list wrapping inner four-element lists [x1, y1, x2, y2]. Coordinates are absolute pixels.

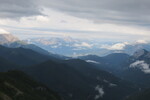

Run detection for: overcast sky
[[0, 0, 150, 42]]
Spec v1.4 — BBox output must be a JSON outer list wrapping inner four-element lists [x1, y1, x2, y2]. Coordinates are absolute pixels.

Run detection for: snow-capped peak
[[0, 29, 10, 34], [0, 33, 19, 44]]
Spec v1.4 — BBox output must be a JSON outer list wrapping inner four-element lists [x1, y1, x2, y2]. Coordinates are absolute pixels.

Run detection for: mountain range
[[0, 45, 55, 66], [0, 33, 68, 60], [1, 33, 150, 100], [1, 33, 150, 57], [0, 45, 138, 100], [25, 37, 150, 57]]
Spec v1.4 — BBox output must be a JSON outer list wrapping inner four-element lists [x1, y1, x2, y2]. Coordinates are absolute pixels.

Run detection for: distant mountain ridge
[[25, 37, 150, 57], [0, 45, 57, 66], [0, 33, 50, 56], [0, 33, 69, 60], [0, 34, 19, 44]]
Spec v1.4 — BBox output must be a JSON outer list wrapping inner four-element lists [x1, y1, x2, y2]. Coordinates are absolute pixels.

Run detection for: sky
[[0, 0, 150, 42]]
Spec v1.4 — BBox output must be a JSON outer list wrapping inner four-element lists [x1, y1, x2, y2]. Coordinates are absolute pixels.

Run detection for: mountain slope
[[22, 59, 138, 100], [3, 40, 69, 60], [0, 45, 54, 66], [0, 44, 139, 100], [79, 53, 130, 74], [79, 53, 130, 65], [0, 71, 61, 100], [0, 33, 50, 56], [132, 49, 149, 59], [126, 88, 150, 100], [0, 33, 67, 60], [3, 41, 51, 56], [80, 50, 150, 88], [0, 56, 19, 72], [119, 49, 150, 87]]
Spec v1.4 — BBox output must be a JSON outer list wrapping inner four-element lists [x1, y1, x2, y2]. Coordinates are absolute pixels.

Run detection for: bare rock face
[[0, 34, 19, 44]]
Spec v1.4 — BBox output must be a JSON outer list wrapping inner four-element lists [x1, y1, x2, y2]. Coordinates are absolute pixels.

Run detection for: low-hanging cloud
[[100, 40, 149, 50], [95, 85, 104, 100], [100, 42, 129, 50], [73, 42, 93, 48], [130, 60, 150, 74]]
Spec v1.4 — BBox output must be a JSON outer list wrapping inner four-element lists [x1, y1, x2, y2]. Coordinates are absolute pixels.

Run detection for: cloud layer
[[100, 42, 129, 50], [36, 0, 150, 26], [0, 0, 150, 41], [0, 0, 42, 18], [1, 0, 150, 25]]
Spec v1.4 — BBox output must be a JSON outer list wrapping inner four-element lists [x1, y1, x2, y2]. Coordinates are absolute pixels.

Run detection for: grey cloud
[[0, 0, 42, 18], [1, 0, 150, 26], [37, 0, 150, 26]]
